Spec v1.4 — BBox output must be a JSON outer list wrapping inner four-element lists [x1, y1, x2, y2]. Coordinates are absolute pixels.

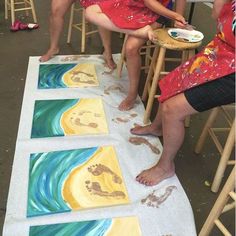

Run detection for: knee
[[162, 100, 186, 121], [84, 8, 92, 21], [51, 5, 66, 18], [85, 6, 96, 22], [125, 41, 142, 58]]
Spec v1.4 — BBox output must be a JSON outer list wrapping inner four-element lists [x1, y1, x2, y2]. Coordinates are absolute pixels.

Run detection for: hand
[[174, 14, 187, 28]]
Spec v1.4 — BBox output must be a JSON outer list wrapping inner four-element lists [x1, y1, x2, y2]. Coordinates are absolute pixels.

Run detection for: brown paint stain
[[73, 118, 98, 128], [85, 181, 126, 198], [88, 164, 122, 184], [130, 113, 138, 118], [141, 186, 177, 208], [129, 136, 160, 154], [104, 84, 124, 95]]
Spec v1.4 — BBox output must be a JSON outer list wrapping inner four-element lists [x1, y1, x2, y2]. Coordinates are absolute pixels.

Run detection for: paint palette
[[168, 28, 204, 43]]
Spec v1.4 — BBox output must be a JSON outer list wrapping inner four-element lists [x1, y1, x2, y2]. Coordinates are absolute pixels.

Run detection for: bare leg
[[136, 93, 198, 186], [85, 5, 156, 40], [119, 23, 161, 111], [98, 26, 116, 70], [130, 104, 163, 136], [118, 36, 145, 110], [40, 0, 75, 62]]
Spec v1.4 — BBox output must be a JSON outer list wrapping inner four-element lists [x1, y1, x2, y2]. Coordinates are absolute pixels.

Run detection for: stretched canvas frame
[[27, 146, 129, 217]]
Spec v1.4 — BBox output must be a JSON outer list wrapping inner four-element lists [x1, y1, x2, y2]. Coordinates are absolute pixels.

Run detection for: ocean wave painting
[[27, 146, 129, 217], [38, 63, 98, 89], [29, 216, 142, 236], [31, 98, 108, 138]]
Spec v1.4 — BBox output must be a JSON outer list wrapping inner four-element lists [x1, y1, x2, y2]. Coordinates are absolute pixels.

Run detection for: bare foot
[[131, 25, 155, 40], [39, 48, 59, 62], [147, 27, 157, 42], [136, 162, 175, 186], [118, 97, 136, 111], [103, 51, 117, 70], [130, 124, 162, 137]]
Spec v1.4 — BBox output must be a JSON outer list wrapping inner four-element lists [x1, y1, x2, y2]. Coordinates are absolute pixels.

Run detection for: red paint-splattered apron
[[80, 0, 171, 29], [159, 1, 235, 102]]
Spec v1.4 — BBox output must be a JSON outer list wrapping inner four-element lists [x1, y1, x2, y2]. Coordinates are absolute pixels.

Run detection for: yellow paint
[[107, 217, 142, 236], [62, 146, 129, 209], [189, 56, 209, 74], [63, 63, 98, 87], [61, 98, 108, 135]]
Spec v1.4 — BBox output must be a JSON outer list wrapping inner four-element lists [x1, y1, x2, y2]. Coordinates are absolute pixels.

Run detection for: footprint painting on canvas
[[27, 146, 129, 217], [29, 216, 141, 236], [38, 63, 98, 89], [31, 98, 108, 138]]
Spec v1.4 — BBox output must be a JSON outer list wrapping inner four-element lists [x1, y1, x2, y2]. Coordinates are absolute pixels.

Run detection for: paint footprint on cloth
[[112, 113, 138, 124], [38, 63, 98, 89], [129, 136, 160, 154], [141, 186, 177, 208], [27, 146, 129, 217], [29, 216, 142, 236], [31, 98, 108, 138]]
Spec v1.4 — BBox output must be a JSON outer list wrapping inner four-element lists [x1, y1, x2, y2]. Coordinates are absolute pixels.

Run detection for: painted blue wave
[[31, 99, 79, 138], [27, 147, 98, 217], [38, 64, 77, 89], [29, 219, 112, 236]]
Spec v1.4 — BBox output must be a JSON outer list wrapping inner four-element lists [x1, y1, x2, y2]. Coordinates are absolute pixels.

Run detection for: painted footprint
[[88, 164, 122, 184], [112, 113, 138, 124], [85, 181, 126, 198], [71, 117, 98, 128], [104, 84, 125, 95], [129, 136, 160, 155], [141, 186, 177, 208]]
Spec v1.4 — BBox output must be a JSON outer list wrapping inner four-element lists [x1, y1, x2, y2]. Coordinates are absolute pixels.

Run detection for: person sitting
[[118, 0, 187, 110], [83, 0, 187, 110], [39, 0, 116, 70], [130, 0, 235, 186]]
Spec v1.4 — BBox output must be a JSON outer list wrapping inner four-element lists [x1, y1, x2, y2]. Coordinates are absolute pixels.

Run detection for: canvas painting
[[38, 63, 99, 89], [31, 98, 108, 138], [27, 146, 129, 217], [29, 216, 141, 236]]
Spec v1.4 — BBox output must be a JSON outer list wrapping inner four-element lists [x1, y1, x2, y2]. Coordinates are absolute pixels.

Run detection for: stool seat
[[153, 28, 202, 50]]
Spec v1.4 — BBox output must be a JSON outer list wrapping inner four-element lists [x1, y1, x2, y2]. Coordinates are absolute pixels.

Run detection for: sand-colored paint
[[63, 63, 99, 87], [106, 216, 142, 236], [61, 98, 108, 135], [62, 146, 129, 210]]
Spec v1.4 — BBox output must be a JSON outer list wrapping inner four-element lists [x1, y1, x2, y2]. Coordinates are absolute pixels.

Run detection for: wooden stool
[[116, 34, 156, 78], [5, 0, 37, 25], [199, 165, 235, 236], [195, 105, 235, 192], [67, 3, 98, 53], [142, 28, 202, 124]]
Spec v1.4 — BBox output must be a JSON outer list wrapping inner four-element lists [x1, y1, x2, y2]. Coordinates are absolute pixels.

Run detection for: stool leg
[[10, 0, 15, 25], [199, 166, 235, 236], [67, 4, 74, 44], [144, 40, 151, 73], [5, 0, 9, 19], [142, 46, 159, 101], [24, 0, 29, 17], [195, 107, 220, 154], [81, 9, 86, 53], [117, 34, 128, 78], [143, 47, 166, 124], [211, 119, 235, 192], [29, 0, 37, 22]]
